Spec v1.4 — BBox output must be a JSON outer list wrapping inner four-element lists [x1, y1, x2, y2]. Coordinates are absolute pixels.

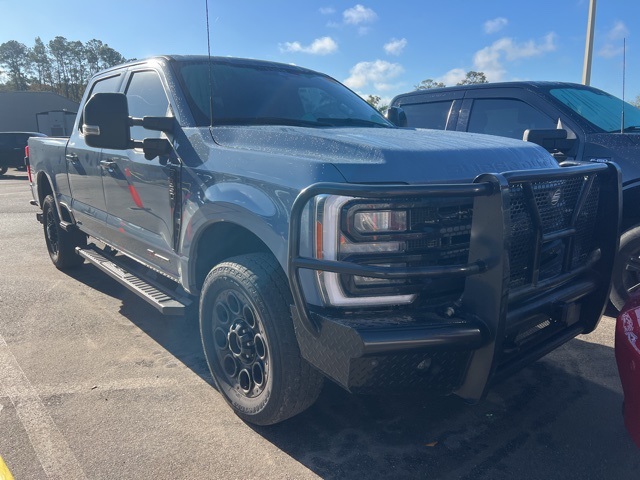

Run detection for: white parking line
[[0, 334, 86, 480]]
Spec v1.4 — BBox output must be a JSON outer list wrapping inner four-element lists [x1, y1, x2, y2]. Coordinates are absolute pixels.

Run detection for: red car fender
[[615, 293, 640, 449]]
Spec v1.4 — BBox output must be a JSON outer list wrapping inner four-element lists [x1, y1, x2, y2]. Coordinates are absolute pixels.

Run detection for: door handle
[[100, 159, 117, 169], [65, 153, 78, 163]]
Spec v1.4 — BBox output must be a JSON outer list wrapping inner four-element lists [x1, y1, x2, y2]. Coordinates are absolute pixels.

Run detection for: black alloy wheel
[[199, 253, 323, 425]]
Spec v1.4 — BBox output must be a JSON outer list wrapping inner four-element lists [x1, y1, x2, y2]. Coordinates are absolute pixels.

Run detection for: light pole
[[582, 0, 597, 85]]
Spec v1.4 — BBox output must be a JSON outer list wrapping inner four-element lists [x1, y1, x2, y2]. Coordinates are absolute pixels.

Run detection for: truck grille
[[406, 201, 473, 266], [397, 174, 601, 295], [335, 169, 604, 305], [508, 175, 600, 288]]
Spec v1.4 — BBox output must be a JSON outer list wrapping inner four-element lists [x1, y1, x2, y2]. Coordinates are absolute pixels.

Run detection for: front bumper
[[288, 163, 621, 400]]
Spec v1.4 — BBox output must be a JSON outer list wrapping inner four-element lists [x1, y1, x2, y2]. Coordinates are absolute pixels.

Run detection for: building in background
[[0, 92, 78, 134]]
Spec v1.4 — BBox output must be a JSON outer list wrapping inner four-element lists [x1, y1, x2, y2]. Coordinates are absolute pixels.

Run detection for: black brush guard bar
[[288, 162, 621, 399]]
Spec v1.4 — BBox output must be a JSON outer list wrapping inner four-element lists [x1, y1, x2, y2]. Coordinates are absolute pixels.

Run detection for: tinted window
[[401, 101, 453, 129], [125, 70, 170, 140], [468, 98, 555, 139], [90, 74, 121, 95], [80, 74, 121, 132], [0, 134, 27, 147], [174, 60, 390, 128], [550, 87, 640, 133]]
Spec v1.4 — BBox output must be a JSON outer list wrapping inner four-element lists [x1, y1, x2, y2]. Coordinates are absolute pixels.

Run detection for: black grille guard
[[288, 162, 621, 399]]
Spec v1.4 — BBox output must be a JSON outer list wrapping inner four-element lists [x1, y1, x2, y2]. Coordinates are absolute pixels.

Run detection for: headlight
[[353, 210, 407, 234], [315, 195, 416, 307]]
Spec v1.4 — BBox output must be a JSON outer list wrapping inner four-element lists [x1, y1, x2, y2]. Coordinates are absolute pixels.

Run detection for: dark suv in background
[[390, 82, 640, 310], [0, 131, 46, 176]]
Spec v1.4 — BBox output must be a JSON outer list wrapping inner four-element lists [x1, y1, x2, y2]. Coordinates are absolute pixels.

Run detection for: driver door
[[100, 69, 180, 277]]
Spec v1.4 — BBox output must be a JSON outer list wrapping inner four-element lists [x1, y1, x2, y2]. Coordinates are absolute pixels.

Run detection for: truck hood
[[211, 126, 558, 184]]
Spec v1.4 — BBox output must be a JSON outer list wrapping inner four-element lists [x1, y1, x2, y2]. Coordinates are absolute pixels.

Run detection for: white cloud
[[598, 44, 623, 58], [473, 33, 556, 81], [384, 38, 407, 56], [343, 5, 377, 25], [319, 7, 335, 15], [484, 17, 508, 34], [598, 21, 629, 58], [608, 21, 629, 41], [280, 36, 338, 55], [436, 68, 467, 86], [344, 60, 404, 90]]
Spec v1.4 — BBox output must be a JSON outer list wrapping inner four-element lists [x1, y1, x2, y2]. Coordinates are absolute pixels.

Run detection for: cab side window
[[467, 98, 555, 140], [79, 74, 121, 133], [125, 71, 171, 141], [402, 101, 453, 130]]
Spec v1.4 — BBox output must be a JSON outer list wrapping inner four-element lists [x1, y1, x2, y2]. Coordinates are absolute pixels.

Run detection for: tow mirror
[[523, 128, 575, 152], [83, 93, 131, 149], [386, 106, 408, 127], [83, 92, 174, 160]]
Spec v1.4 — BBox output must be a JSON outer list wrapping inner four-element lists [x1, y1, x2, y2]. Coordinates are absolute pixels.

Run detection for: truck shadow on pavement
[[64, 264, 213, 382], [63, 266, 640, 479], [257, 342, 640, 480], [0, 172, 28, 181]]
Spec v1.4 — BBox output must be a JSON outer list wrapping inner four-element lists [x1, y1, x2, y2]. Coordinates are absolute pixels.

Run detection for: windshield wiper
[[315, 117, 390, 128], [213, 117, 333, 127]]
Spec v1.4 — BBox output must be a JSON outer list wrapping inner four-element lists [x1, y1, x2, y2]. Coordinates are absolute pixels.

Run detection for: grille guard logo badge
[[550, 188, 562, 206]]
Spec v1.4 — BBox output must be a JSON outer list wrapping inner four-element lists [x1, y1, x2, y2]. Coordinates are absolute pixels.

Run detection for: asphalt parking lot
[[1, 170, 639, 479]]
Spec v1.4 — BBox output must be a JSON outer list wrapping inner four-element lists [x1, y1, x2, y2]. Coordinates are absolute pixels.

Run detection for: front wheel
[[611, 226, 640, 311], [199, 253, 323, 425], [42, 195, 86, 269]]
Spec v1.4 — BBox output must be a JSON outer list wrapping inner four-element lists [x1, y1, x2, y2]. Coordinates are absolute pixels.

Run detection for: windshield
[[173, 60, 391, 128], [550, 87, 640, 133]]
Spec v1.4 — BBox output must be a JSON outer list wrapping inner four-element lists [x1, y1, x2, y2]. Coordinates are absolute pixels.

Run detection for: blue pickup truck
[[26, 56, 621, 425], [390, 81, 640, 310]]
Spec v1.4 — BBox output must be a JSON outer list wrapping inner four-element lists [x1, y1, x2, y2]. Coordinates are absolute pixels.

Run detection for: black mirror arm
[[127, 116, 175, 160], [129, 116, 174, 133]]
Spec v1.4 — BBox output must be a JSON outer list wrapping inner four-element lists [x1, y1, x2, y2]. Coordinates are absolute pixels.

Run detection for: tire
[[199, 253, 324, 425], [611, 226, 640, 311], [42, 195, 86, 269], [0, 166, 7, 176]]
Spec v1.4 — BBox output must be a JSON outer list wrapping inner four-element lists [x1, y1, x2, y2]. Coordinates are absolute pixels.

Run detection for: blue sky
[[1, 0, 638, 104]]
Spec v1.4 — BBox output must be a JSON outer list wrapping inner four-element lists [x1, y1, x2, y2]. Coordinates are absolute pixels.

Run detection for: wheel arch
[[36, 171, 74, 222], [36, 170, 54, 206], [188, 220, 283, 294]]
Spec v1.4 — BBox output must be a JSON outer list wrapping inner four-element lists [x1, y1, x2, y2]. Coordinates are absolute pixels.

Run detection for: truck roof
[[393, 81, 600, 101], [94, 55, 322, 77]]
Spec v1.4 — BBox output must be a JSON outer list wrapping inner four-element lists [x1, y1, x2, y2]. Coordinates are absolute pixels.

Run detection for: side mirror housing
[[523, 128, 575, 152], [386, 106, 407, 127], [83, 93, 131, 149]]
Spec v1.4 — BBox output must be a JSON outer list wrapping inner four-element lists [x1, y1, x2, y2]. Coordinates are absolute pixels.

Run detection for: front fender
[[180, 180, 295, 292]]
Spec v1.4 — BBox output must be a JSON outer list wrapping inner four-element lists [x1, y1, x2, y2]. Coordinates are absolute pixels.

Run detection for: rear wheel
[[199, 253, 323, 425], [42, 195, 86, 269], [611, 226, 640, 310]]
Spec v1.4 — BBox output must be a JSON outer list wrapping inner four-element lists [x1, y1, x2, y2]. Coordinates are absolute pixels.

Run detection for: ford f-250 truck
[[389, 81, 639, 310], [27, 56, 621, 425]]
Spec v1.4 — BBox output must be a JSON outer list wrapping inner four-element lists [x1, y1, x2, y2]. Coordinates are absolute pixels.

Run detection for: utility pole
[[582, 0, 597, 85]]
